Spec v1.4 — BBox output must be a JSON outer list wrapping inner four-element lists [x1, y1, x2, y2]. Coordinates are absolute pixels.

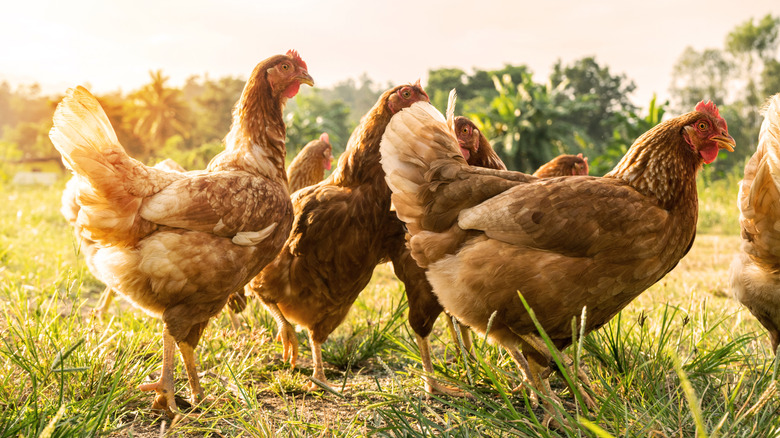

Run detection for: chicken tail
[[50, 86, 161, 246], [380, 101, 466, 236], [446, 89, 457, 130], [738, 93, 780, 263]]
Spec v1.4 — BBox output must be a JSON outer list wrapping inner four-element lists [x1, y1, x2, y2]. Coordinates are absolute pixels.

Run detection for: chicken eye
[[401, 88, 412, 99], [697, 121, 708, 130], [281, 63, 290, 70], [461, 128, 469, 134]]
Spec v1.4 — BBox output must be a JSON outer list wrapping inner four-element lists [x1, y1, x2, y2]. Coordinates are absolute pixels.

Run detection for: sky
[[1, 0, 779, 107]]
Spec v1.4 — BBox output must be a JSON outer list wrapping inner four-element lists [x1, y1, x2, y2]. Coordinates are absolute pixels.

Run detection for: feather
[[446, 89, 457, 130]]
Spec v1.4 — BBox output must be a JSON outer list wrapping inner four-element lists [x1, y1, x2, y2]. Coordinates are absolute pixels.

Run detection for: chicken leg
[[264, 301, 299, 368], [94, 286, 114, 316], [178, 322, 207, 405], [507, 346, 538, 408], [416, 334, 469, 397], [303, 332, 329, 391], [138, 327, 180, 417], [445, 314, 473, 354], [519, 334, 596, 415]]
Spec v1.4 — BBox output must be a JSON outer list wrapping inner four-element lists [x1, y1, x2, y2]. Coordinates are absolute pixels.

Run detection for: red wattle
[[460, 147, 471, 161], [699, 145, 719, 164], [283, 82, 301, 99]]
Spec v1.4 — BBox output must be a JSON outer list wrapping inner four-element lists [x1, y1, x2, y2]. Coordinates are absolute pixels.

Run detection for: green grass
[[0, 177, 778, 437]]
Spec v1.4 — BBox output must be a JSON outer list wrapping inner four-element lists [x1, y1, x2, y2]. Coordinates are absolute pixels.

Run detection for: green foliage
[[125, 70, 193, 160], [471, 72, 581, 172], [588, 95, 668, 176], [550, 56, 638, 145], [670, 14, 780, 173], [725, 14, 780, 62], [316, 74, 384, 126], [285, 90, 352, 155], [426, 65, 531, 115], [428, 57, 640, 174], [181, 74, 245, 149], [669, 47, 734, 111]]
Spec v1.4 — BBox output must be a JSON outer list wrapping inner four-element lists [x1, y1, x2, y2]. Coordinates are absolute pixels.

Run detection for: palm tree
[[128, 70, 191, 159]]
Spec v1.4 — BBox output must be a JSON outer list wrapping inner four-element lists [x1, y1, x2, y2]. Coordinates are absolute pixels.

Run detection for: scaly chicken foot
[[178, 341, 206, 405], [507, 347, 538, 408], [265, 302, 299, 368], [525, 355, 570, 429], [416, 334, 470, 397], [93, 286, 114, 317], [302, 335, 350, 393], [520, 334, 596, 410], [138, 329, 180, 418], [303, 339, 327, 391]]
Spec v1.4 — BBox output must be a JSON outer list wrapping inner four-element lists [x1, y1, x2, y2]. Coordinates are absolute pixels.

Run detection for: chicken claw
[[138, 330, 180, 418], [262, 301, 299, 368], [276, 319, 299, 368], [416, 334, 470, 397], [507, 347, 539, 408]]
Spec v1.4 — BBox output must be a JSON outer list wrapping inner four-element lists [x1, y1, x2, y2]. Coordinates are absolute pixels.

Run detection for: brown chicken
[[287, 132, 335, 193], [533, 153, 589, 177], [380, 100, 734, 418], [452, 116, 507, 170], [730, 93, 780, 352], [226, 133, 334, 321], [50, 50, 312, 416], [447, 111, 591, 353], [246, 83, 470, 394], [63, 158, 186, 315]]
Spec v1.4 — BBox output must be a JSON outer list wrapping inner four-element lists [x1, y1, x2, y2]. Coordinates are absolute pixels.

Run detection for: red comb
[[320, 132, 329, 143], [695, 100, 719, 118], [286, 49, 307, 70]]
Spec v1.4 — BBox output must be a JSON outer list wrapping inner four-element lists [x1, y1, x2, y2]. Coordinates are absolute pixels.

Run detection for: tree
[[181, 74, 245, 149], [317, 74, 383, 126], [725, 14, 780, 155], [588, 95, 668, 176], [726, 14, 780, 68], [426, 67, 468, 112], [426, 65, 531, 114], [669, 47, 734, 112], [668, 15, 780, 171], [763, 59, 780, 96], [471, 73, 580, 172], [285, 91, 351, 157], [127, 70, 192, 160], [549, 57, 637, 146]]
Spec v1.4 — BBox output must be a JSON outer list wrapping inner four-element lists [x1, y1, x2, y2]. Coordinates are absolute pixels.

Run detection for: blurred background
[[1, 0, 778, 181]]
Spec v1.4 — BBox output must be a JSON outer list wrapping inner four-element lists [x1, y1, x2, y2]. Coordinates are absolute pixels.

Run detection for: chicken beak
[[713, 133, 736, 152], [296, 71, 314, 87]]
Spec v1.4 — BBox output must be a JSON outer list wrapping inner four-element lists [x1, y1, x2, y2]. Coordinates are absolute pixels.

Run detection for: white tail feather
[[49, 86, 120, 174], [446, 89, 457, 130], [50, 86, 152, 246], [380, 102, 462, 228]]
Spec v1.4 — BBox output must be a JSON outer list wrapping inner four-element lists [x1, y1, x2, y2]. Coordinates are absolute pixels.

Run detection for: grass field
[[1, 173, 779, 438]]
